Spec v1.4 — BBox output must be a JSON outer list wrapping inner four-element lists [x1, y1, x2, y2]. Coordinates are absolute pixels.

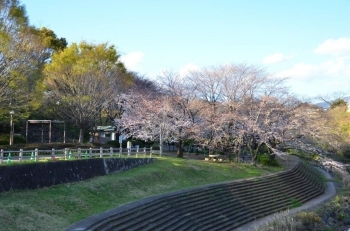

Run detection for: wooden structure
[[26, 120, 66, 143]]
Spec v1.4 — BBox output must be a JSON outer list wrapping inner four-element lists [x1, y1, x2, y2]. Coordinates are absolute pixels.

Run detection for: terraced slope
[[66, 161, 325, 231]]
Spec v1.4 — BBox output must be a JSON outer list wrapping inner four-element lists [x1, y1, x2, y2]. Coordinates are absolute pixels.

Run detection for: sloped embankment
[[66, 160, 325, 231]]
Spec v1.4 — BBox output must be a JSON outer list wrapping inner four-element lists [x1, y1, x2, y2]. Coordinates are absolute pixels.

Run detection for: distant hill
[[315, 96, 350, 109]]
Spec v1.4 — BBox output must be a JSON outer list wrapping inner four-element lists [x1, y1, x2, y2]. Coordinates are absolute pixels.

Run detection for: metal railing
[[0, 147, 160, 164]]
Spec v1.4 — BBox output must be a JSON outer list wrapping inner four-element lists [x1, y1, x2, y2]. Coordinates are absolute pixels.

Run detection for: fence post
[[35, 148, 38, 162], [89, 148, 92, 158], [100, 147, 103, 158], [128, 147, 131, 157], [110, 147, 113, 157], [144, 147, 146, 157], [19, 149, 23, 162], [0, 149, 3, 164], [78, 148, 81, 159], [51, 148, 56, 161], [136, 146, 139, 157], [150, 147, 152, 158], [64, 148, 68, 160], [119, 146, 122, 158]]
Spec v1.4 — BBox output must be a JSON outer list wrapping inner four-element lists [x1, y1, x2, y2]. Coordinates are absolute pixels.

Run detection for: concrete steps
[[66, 160, 326, 231]]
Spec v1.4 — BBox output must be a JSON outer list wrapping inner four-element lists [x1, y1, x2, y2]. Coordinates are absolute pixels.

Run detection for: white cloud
[[261, 52, 293, 64], [322, 57, 347, 75], [314, 38, 350, 56], [274, 56, 350, 96], [275, 63, 314, 79], [178, 62, 200, 77], [119, 51, 145, 70], [276, 57, 350, 79]]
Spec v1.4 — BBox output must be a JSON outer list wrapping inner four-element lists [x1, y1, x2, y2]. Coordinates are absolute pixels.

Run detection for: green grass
[[290, 197, 302, 208], [0, 156, 283, 231]]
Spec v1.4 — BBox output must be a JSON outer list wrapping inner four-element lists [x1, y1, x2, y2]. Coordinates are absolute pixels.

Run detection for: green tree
[[0, 0, 67, 122], [44, 42, 132, 143], [330, 98, 347, 109]]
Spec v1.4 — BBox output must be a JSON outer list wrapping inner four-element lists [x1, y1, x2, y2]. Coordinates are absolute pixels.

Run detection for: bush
[[106, 140, 128, 148], [257, 154, 280, 167], [0, 134, 9, 145], [14, 135, 26, 144], [294, 211, 321, 228], [106, 139, 154, 148], [0, 134, 26, 145], [342, 149, 350, 159]]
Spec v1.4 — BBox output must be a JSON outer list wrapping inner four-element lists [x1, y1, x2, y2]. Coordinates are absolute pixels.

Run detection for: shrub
[[107, 139, 154, 148], [0, 134, 9, 145], [14, 135, 26, 144], [257, 154, 280, 167], [294, 211, 321, 228], [342, 149, 350, 159], [107, 140, 128, 148], [0, 134, 26, 145]]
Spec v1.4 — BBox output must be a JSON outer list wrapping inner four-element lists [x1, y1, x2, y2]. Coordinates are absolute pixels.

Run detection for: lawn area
[[0, 156, 283, 231]]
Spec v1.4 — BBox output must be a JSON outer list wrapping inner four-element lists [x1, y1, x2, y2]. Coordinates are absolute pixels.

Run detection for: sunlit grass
[[0, 156, 283, 231]]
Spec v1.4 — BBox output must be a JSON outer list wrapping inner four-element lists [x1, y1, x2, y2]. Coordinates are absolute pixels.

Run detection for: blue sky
[[21, 0, 350, 99]]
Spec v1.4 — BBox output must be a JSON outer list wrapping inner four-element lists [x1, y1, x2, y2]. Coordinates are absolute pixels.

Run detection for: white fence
[[0, 147, 160, 164]]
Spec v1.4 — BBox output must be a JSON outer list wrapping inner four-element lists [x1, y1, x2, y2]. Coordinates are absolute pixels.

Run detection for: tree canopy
[[44, 42, 132, 142], [0, 0, 67, 121], [118, 63, 342, 161]]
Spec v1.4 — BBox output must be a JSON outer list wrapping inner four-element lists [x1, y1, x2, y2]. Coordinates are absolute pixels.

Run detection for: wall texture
[[0, 158, 155, 192]]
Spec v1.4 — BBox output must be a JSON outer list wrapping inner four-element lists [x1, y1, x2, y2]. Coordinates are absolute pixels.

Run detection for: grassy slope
[[0, 157, 283, 231]]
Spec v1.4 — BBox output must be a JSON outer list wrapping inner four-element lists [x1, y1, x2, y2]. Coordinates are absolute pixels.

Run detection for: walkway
[[235, 167, 336, 230]]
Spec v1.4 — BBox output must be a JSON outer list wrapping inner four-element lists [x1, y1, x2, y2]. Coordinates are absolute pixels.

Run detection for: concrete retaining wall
[[0, 158, 155, 192]]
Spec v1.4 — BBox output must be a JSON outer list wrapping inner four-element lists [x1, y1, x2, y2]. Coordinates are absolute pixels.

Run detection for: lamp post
[[9, 111, 14, 145]]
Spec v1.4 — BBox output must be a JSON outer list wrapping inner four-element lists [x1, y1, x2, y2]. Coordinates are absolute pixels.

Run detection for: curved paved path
[[235, 166, 336, 231]]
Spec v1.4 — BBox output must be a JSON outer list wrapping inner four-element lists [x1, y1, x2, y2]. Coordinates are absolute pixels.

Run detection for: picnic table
[[207, 154, 220, 161]]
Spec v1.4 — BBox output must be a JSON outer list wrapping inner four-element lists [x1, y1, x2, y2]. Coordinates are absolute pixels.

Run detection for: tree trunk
[[252, 154, 257, 167], [79, 128, 84, 143], [177, 140, 184, 158], [247, 144, 257, 167], [236, 148, 241, 163]]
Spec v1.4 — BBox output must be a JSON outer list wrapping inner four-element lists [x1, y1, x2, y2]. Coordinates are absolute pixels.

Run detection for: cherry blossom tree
[[119, 90, 194, 157], [119, 63, 338, 163], [158, 71, 202, 157]]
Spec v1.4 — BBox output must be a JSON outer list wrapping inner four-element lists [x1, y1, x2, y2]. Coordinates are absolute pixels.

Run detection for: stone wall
[[0, 158, 155, 192]]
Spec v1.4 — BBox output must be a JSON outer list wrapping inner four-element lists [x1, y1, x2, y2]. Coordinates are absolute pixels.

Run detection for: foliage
[[0, 133, 25, 145], [330, 98, 347, 109], [257, 154, 280, 167], [286, 149, 319, 161], [0, 134, 10, 145], [106, 139, 154, 148], [0, 142, 95, 151], [342, 150, 350, 159], [328, 104, 350, 136], [0, 0, 67, 120], [44, 42, 132, 143]]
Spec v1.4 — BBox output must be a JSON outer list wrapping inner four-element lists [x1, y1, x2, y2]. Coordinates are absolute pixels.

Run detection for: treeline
[[118, 66, 345, 162], [1, 0, 348, 162], [0, 0, 146, 142]]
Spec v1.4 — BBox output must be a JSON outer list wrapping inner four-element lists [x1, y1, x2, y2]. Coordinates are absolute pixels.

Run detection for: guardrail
[[0, 147, 160, 164]]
